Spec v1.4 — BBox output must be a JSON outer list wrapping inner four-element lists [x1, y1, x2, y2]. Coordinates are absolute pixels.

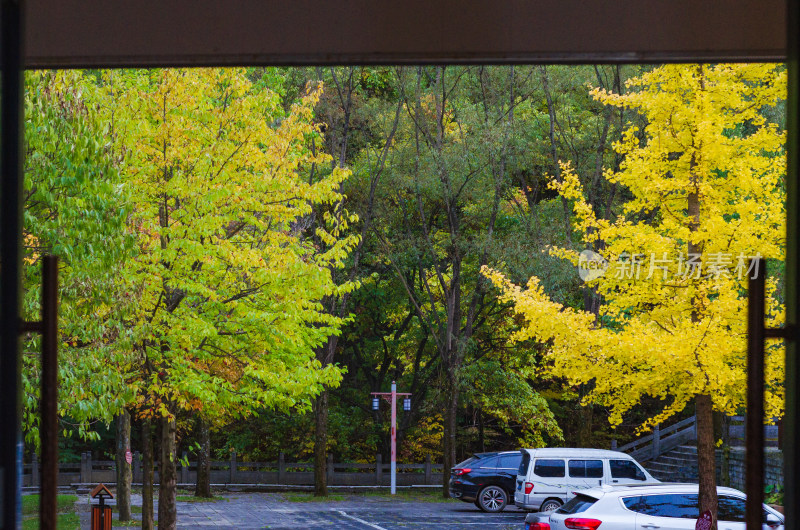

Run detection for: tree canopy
[[485, 63, 786, 521], [22, 70, 136, 445], [19, 65, 787, 516]]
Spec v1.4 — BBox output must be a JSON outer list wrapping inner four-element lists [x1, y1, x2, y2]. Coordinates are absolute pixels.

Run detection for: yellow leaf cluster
[[100, 68, 358, 420], [485, 64, 786, 430]]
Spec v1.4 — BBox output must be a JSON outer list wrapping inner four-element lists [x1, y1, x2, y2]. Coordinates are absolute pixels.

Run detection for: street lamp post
[[370, 381, 411, 494]]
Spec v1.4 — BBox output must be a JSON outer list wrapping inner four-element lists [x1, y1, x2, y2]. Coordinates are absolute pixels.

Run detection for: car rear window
[[519, 452, 531, 475], [534, 459, 565, 477], [568, 459, 604, 478], [555, 494, 598, 514], [455, 457, 477, 468]]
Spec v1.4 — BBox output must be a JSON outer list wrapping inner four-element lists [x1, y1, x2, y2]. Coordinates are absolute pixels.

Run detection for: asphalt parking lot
[[78, 490, 528, 529], [177, 492, 525, 529]]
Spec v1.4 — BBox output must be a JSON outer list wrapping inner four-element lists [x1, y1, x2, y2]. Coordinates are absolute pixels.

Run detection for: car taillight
[[524, 482, 534, 494], [453, 468, 471, 476], [564, 518, 602, 530], [527, 523, 551, 530]]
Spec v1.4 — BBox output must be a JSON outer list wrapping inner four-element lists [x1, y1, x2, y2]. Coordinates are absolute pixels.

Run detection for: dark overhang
[[26, 0, 786, 68]]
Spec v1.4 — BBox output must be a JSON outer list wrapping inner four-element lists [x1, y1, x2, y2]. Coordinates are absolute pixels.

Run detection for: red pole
[[391, 380, 396, 494]]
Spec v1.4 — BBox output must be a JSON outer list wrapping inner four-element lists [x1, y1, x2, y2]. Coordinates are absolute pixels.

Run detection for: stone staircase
[[642, 445, 698, 483], [617, 415, 697, 464], [626, 415, 782, 485]]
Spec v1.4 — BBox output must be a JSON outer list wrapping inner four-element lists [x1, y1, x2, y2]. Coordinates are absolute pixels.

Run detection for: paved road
[[80, 492, 527, 529], [178, 493, 525, 529]]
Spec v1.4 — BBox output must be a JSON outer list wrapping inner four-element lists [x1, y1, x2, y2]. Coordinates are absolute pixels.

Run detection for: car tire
[[477, 485, 508, 513], [539, 498, 562, 513]]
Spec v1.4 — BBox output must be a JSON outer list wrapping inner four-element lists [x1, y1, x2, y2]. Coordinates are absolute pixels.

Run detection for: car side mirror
[[765, 513, 782, 527]]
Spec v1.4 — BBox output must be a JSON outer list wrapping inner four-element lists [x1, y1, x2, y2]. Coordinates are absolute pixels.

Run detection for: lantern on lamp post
[[370, 381, 411, 495]]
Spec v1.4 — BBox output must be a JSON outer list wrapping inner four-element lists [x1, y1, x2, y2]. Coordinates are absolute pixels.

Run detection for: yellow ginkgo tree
[[484, 64, 785, 523]]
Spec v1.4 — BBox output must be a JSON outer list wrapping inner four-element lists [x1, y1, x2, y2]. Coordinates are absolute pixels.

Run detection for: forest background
[[20, 64, 785, 506]]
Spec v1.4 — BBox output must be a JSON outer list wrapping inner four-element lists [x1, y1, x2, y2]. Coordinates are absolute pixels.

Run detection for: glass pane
[[519, 452, 531, 475], [556, 494, 598, 515], [479, 456, 499, 468], [643, 494, 699, 518], [455, 457, 476, 468], [499, 454, 522, 469], [718, 496, 746, 523], [534, 459, 565, 477], [610, 459, 645, 480], [622, 496, 644, 513], [568, 460, 586, 477], [585, 460, 604, 478]]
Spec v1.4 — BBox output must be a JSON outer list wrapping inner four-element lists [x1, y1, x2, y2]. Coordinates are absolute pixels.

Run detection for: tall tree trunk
[[688, 119, 717, 527], [313, 336, 340, 497], [477, 408, 485, 453], [441, 374, 459, 498], [194, 418, 211, 498], [158, 416, 178, 530], [539, 65, 571, 239], [696, 394, 718, 524], [578, 405, 594, 447], [141, 418, 155, 530], [313, 389, 329, 496], [115, 409, 132, 521]]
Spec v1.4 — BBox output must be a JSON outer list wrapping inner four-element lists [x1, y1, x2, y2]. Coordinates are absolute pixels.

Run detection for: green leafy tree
[[21, 70, 135, 447], [101, 68, 358, 526], [367, 66, 565, 492]]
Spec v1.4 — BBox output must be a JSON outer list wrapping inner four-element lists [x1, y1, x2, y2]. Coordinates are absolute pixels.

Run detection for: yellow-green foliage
[[102, 69, 360, 422], [484, 64, 785, 431], [22, 71, 137, 445]]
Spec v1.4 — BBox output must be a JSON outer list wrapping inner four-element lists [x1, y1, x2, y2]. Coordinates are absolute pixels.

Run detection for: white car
[[515, 448, 659, 513], [545, 484, 783, 530]]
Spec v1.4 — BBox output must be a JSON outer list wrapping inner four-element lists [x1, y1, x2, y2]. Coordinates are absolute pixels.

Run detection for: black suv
[[448, 451, 522, 512]]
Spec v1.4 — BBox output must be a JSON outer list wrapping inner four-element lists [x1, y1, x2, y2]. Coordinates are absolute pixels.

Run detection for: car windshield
[[556, 494, 598, 515]]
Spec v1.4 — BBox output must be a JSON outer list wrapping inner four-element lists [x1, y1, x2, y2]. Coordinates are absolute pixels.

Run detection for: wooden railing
[[23, 452, 444, 488], [614, 415, 697, 462]]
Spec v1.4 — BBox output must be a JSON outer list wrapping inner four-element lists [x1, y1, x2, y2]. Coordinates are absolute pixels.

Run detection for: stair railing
[[615, 415, 697, 462]]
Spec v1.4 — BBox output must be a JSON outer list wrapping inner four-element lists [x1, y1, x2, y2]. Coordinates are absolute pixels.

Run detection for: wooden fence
[[23, 452, 444, 487]]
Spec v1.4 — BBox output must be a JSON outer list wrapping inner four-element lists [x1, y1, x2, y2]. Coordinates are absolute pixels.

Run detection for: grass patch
[[284, 493, 346, 502], [21, 512, 79, 529], [132, 505, 143, 513], [21, 495, 79, 529], [176, 495, 227, 503], [22, 495, 78, 515]]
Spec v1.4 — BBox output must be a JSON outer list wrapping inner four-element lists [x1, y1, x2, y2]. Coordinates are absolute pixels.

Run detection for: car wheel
[[539, 498, 562, 513], [477, 485, 508, 513]]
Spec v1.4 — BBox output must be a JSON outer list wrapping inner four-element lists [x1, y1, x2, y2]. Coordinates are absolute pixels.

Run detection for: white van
[[514, 448, 659, 512]]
